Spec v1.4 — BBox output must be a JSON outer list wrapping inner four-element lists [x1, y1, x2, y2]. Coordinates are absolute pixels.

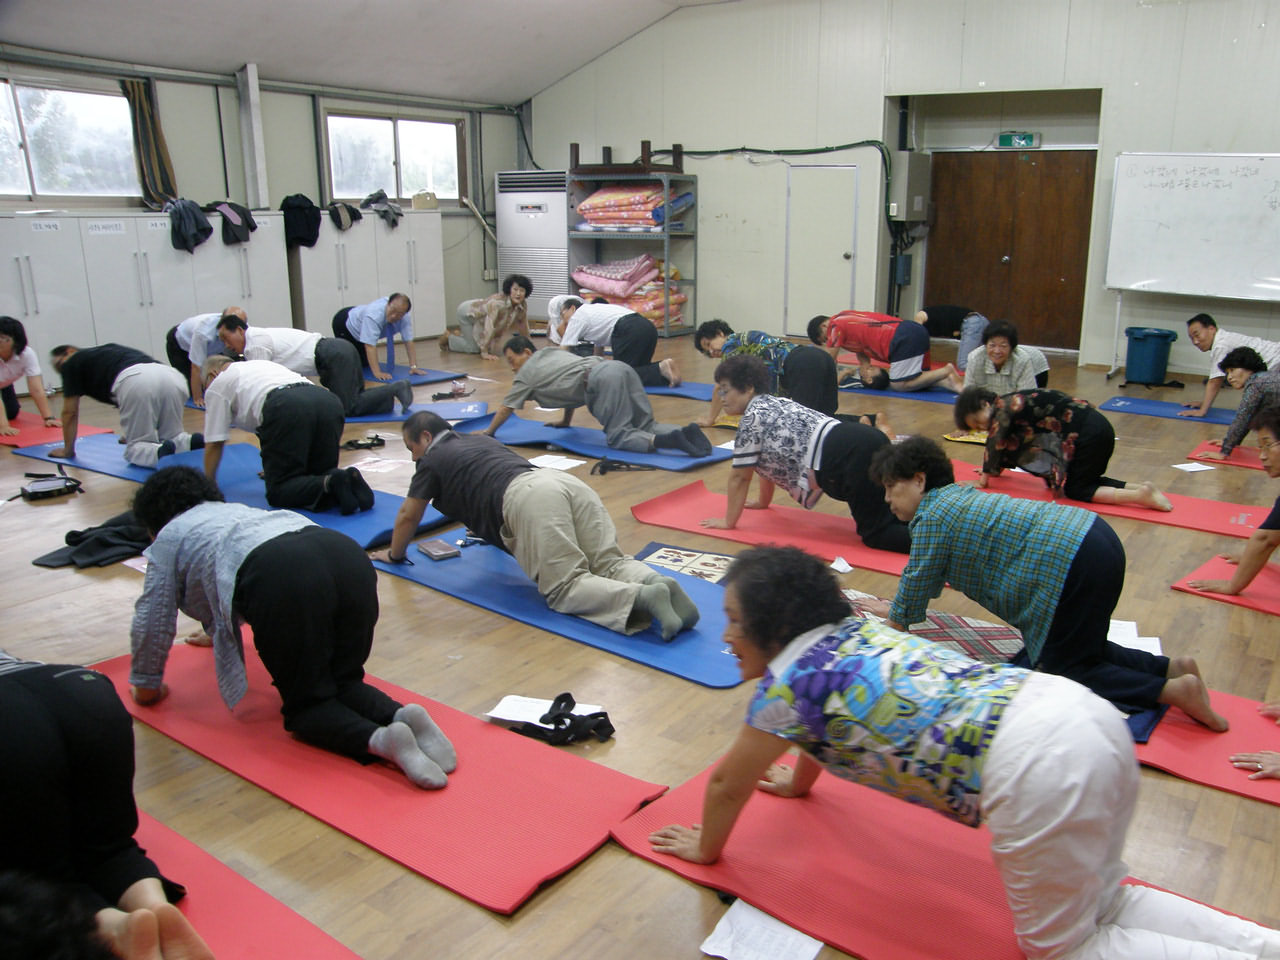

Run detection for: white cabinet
[[192, 213, 291, 327], [79, 215, 197, 359], [290, 210, 445, 338], [1, 210, 293, 377], [0, 215, 97, 366]]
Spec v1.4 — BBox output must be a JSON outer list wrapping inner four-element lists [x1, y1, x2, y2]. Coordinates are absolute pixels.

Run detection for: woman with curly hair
[[954, 386, 1172, 511], [649, 544, 1278, 959], [445, 274, 532, 359]]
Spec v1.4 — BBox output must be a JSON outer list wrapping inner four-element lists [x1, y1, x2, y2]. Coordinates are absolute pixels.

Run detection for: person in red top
[[808, 310, 963, 393]]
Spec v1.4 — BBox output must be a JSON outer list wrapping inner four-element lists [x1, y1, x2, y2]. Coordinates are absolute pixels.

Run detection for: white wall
[[531, 0, 1280, 373]]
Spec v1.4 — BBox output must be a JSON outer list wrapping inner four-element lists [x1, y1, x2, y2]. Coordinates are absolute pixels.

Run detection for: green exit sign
[[997, 132, 1041, 149]]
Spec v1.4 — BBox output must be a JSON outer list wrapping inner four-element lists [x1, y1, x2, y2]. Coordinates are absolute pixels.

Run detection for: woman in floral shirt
[[954, 386, 1173, 511], [649, 545, 1280, 959], [443, 273, 532, 359]]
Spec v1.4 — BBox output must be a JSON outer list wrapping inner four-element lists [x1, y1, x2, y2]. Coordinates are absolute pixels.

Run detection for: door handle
[[24, 255, 39, 313], [242, 248, 252, 297], [13, 257, 30, 315], [1000, 255, 1011, 264], [335, 245, 344, 292], [134, 252, 145, 306], [142, 251, 155, 305], [842, 251, 852, 260]]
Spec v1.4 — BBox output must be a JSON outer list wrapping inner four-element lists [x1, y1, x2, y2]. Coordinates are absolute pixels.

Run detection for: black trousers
[[257, 383, 344, 509], [0, 664, 174, 910], [815, 422, 912, 554], [331, 307, 362, 351], [314, 337, 401, 416], [780, 345, 838, 416], [164, 325, 192, 392], [1063, 406, 1126, 502], [234, 527, 401, 759], [611, 313, 666, 386], [1, 382, 19, 420], [1037, 517, 1168, 709]]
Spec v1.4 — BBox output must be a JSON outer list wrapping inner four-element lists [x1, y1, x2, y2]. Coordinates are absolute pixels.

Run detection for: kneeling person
[[129, 467, 456, 789], [202, 355, 372, 514], [378, 411, 700, 640]]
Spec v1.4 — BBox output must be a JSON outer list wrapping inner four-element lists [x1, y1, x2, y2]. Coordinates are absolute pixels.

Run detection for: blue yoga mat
[[344, 400, 489, 424], [645, 381, 716, 401], [375, 540, 741, 688], [363, 364, 462, 385], [1098, 396, 1236, 425], [14, 434, 446, 550], [837, 382, 957, 405], [452, 413, 731, 471]]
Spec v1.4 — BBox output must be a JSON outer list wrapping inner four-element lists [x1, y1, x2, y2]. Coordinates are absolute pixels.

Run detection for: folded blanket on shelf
[[576, 184, 665, 213]]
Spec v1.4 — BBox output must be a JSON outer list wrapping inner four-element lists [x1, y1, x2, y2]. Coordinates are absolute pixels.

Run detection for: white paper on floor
[[701, 899, 822, 960]]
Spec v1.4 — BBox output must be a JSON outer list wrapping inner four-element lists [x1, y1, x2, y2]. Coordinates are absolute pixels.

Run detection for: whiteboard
[[1105, 153, 1280, 301]]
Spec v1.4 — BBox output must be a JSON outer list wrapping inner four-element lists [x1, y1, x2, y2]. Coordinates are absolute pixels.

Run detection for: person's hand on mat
[[1229, 750, 1280, 780], [743, 499, 769, 511], [700, 517, 733, 529], [1260, 701, 1280, 722], [1177, 407, 1207, 417], [481, 352, 500, 361], [648, 824, 712, 863], [409, 366, 426, 376], [0, 423, 17, 436], [191, 398, 206, 410], [1186, 576, 1238, 594], [183, 630, 213, 647], [695, 415, 715, 428], [971, 473, 990, 489], [755, 762, 814, 798], [545, 421, 570, 429], [1199, 442, 1228, 460], [131, 683, 169, 706], [372, 370, 392, 381], [859, 598, 893, 618]]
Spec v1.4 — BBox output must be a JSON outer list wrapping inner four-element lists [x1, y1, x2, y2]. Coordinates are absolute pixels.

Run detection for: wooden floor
[[2, 334, 1276, 958]]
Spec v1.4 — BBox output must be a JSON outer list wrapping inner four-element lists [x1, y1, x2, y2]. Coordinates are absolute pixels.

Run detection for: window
[[326, 112, 463, 203], [0, 81, 141, 198]]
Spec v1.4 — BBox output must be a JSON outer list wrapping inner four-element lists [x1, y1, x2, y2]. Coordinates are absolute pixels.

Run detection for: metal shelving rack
[[566, 143, 696, 338]]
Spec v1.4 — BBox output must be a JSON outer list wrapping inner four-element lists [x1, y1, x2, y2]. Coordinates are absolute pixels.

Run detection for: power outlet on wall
[[482, 268, 497, 281]]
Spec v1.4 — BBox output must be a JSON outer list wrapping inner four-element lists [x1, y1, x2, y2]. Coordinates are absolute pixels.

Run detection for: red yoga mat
[[0, 411, 112, 447], [1173, 556, 1280, 616], [630, 480, 909, 575], [1135, 689, 1280, 806], [1188, 440, 1266, 470], [613, 760, 1022, 960], [95, 646, 665, 914], [962, 461, 1266, 539], [135, 813, 359, 959]]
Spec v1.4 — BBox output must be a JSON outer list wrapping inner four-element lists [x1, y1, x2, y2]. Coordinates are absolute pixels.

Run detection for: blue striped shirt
[[129, 502, 314, 708], [889, 484, 1095, 663]]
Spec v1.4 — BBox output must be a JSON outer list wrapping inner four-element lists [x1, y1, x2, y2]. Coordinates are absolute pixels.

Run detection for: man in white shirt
[[216, 313, 411, 417], [547, 295, 680, 388], [201, 356, 372, 515], [1179, 312, 1280, 418], [165, 310, 232, 407]]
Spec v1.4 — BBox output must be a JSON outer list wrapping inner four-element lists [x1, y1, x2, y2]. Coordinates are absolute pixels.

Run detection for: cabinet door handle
[[142, 251, 155, 305], [242, 248, 252, 297], [342, 245, 349, 290], [335, 245, 344, 292], [412, 239, 418, 284], [133, 253, 145, 306], [406, 240, 414, 285], [24, 255, 39, 313], [13, 257, 30, 315]]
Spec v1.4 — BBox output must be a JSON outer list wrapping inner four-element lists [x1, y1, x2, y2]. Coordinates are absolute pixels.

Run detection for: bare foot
[[871, 410, 894, 439], [1161, 674, 1229, 731], [659, 357, 682, 387], [1137, 481, 1173, 512], [154, 903, 216, 960], [1167, 656, 1202, 680], [98, 907, 162, 960]]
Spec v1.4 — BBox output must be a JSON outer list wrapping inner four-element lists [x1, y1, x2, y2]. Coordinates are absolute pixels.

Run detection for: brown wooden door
[[924, 150, 1096, 349]]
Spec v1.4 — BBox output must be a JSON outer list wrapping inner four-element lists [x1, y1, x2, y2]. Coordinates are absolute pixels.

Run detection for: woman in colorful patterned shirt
[[954, 386, 1173, 511], [1197, 346, 1280, 460], [700, 354, 910, 553], [694, 319, 837, 423], [649, 545, 1280, 960]]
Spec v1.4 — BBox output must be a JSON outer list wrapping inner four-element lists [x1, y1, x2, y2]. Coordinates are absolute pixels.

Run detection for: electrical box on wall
[[996, 131, 1041, 149], [889, 150, 930, 222]]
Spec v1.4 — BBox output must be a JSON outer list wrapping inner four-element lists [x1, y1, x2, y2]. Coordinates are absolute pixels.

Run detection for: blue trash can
[[1124, 327, 1177, 384]]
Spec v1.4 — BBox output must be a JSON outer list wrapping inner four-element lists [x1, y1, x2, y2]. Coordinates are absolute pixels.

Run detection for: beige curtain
[[120, 78, 178, 209]]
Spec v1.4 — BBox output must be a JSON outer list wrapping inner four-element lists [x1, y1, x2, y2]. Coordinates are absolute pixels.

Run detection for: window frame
[[0, 74, 145, 205], [320, 103, 468, 207]]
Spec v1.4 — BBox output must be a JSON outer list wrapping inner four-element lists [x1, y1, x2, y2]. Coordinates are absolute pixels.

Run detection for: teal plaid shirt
[[723, 331, 796, 393], [890, 484, 1096, 663]]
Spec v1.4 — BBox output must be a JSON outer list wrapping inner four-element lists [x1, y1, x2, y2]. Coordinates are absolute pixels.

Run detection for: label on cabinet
[[30, 221, 61, 232], [147, 219, 168, 231], [86, 221, 127, 236]]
